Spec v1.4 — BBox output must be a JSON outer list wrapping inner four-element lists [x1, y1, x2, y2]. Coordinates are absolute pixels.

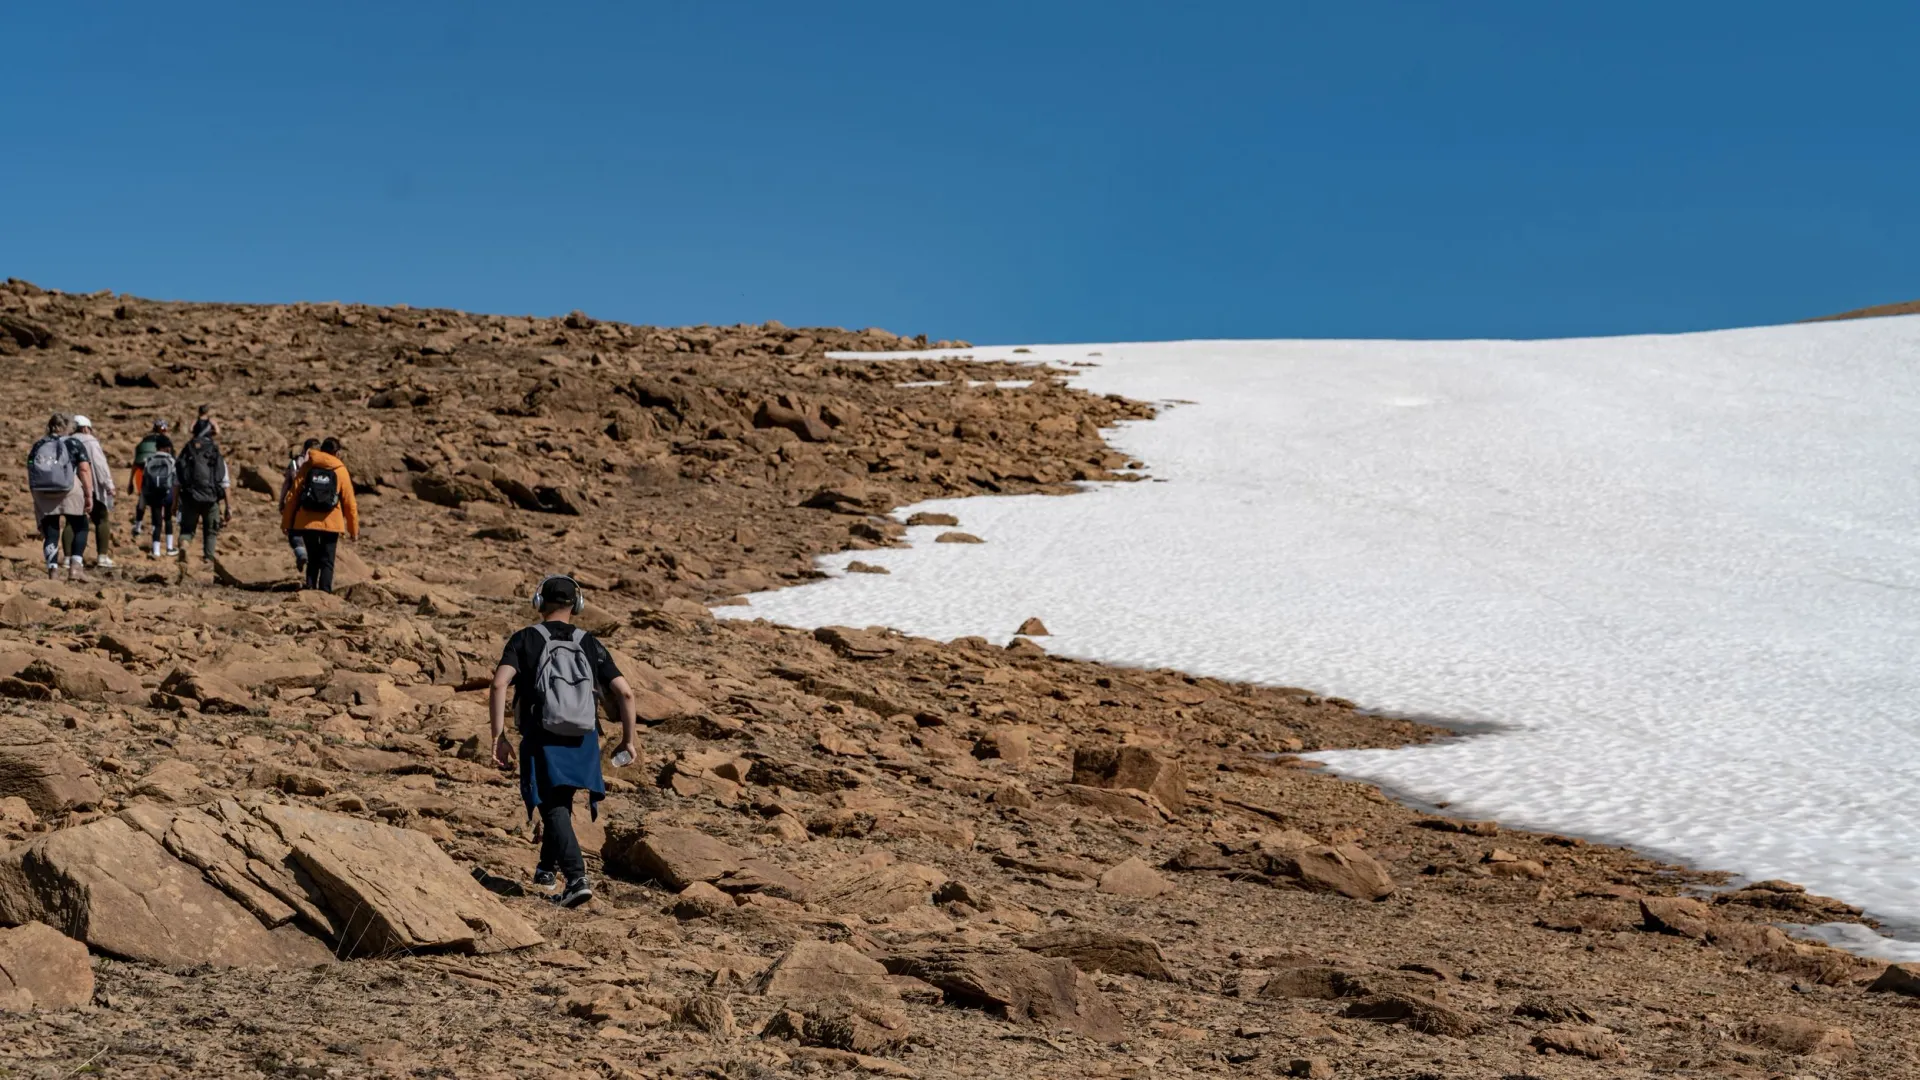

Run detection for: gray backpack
[[27, 436, 78, 493], [532, 625, 599, 737]]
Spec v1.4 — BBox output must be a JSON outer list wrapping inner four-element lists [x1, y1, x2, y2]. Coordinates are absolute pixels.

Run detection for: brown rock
[[1071, 745, 1186, 813], [1264, 843, 1396, 901], [669, 881, 734, 920], [0, 717, 104, 815], [1021, 928, 1173, 981], [1096, 856, 1171, 898], [935, 531, 984, 544], [0, 817, 322, 968], [1740, 1015, 1856, 1062], [13, 652, 140, 701], [255, 803, 542, 956], [1258, 965, 1372, 1000], [905, 512, 959, 527], [1015, 617, 1049, 636], [844, 561, 890, 575], [213, 554, 300, 591], [0, 922, 93, 1012], [761, 939, 901, 1008], [160, 668, 256, 714], [606, 825, 746, 890], [813, 625, 898, 660], [1640, 895, 1717, 939], [1869, 961, 1920, 996], [754, 401, 832, 442], [1285, 1059, 1333, 1079], [971, 725, 1030, 767], [1342, 993, 1479, 1037], [885, 946, 1125, 1042], [809, 852, 946, 915], [1532, 1024, 1624, 1060]]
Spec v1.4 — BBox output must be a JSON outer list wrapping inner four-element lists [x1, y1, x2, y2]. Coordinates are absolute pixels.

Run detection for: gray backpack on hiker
[[532, 625, 599, 737], [26, 436, 79, 493]]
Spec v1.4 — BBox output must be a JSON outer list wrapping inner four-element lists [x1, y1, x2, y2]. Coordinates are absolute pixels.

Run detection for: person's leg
[[91, 503, 112, 564], [164, 497, 178, 553], [289, 531, 307, 573], [177, 500, 202, 558], [312, 531, 338, 592], [201, 502, 221, 560], [39, 514, 61, 575], [537, 789, 587, 885], [65, 514, 89, 579]]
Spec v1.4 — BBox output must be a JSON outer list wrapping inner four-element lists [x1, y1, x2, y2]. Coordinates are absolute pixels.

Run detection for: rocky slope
[[2, 277, 1918, 1079]]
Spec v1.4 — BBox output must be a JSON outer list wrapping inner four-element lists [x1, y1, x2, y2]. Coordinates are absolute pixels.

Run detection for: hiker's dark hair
[[302, 438, 320, 452], [46, 413, 69, 435], [320, 437, 340, 454]]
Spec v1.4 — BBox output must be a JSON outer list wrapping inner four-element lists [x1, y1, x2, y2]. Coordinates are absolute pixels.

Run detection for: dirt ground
[[1, 279, 1916, 1079]]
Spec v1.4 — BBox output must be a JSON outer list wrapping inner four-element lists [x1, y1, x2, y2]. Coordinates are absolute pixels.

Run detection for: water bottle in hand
[[611, 747, 634, 768]]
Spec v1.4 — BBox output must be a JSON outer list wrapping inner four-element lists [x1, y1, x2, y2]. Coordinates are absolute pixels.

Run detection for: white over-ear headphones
[[529, 574, 586, 615]]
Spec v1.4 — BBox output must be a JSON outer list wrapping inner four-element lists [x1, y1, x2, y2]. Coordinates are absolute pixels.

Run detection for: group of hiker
[[25, 409, 622, 906], [25, 408, 359, 591]]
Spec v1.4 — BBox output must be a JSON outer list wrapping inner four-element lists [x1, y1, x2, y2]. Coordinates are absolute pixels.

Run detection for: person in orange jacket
[[280, 437, 359, 592]]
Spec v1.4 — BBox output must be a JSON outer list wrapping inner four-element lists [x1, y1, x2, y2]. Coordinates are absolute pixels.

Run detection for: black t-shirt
[[498, 621, 622, 736]]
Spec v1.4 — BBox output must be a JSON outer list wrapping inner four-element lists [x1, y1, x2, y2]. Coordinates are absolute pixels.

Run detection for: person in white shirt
[[68, 415, 117, 569]]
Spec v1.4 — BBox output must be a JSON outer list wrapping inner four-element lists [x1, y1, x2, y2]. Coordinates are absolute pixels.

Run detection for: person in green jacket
[[129, 419, 173, 551]]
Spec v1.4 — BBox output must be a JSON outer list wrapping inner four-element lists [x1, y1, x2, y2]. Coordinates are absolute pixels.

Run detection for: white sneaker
[[97, 556, 115, 569], [151, 542, 162, 558]]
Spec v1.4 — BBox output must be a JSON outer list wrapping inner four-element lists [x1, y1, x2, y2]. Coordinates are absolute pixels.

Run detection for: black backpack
[[142, 451, 177, 499], [179, 437, 224, 503], [299, 465, 341, 512]]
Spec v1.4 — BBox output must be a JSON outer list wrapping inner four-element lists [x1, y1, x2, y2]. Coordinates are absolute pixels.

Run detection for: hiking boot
[[550, 878, 593, 909], [45, 561, 58, 580], [532, 868, 557, 889], [67, 557, 88, 583]]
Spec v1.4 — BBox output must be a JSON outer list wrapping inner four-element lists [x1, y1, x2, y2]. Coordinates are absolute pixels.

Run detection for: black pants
[[537, 788, 586, 883], [177, 499, 221, 558], [299, 529, 339, 592], [39, 513, 87, 567]]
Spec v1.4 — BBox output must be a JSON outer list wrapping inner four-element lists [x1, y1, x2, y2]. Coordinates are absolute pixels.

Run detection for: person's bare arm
[[488, 664, 516, 768], [606, 675, 637, 762], [77, 461, 94, 514]]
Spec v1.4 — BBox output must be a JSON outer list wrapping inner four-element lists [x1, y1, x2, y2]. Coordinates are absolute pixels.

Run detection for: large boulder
[[0, 922, 93, 1012], [1070, 745, 1186, 814], [0, 718, 103, 815], [0, 817, 323, 969], [1263, 843, 1397, 901], [255, 803, 541, 956], [11, 651, 140, 702], [213, 553, 299, 591], [885, 946, 1125, 1042], [605, 824, 746, 890]]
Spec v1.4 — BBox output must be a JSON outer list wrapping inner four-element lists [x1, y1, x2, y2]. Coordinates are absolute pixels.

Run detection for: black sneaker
[[532, 868, 557, 889], [551, 878, 593, 908]]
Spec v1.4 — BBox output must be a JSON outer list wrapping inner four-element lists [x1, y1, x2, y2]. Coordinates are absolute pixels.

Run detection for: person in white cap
[[67, 415, 116, 569]]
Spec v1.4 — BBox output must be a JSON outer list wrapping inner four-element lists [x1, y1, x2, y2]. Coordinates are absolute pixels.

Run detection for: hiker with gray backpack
[[25, 414, 95, 581], [488, 574, 638, 908]]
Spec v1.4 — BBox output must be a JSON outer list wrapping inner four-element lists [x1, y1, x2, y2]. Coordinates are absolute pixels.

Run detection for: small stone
[[1286, 1059, 1333, 1080], [935, 531, 984, 544], [1015, 617, 1049, 636], [1097, 856, 1171, 898], [1531, 1024, 1624, 1061], [844, 561, 890, 575]]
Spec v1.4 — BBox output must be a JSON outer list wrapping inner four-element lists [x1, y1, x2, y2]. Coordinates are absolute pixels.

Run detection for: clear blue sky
[[5, 2, 1917, 343]]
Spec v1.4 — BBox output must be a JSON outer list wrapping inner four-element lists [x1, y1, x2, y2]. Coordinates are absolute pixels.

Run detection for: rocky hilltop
[[2, 278, 1917, 1079]]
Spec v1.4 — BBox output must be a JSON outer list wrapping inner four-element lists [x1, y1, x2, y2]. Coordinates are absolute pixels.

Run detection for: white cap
[[71, 415, 92, 429]]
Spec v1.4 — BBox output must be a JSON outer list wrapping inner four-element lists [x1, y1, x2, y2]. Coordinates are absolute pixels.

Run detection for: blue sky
[[5, 2, 1917, 342]]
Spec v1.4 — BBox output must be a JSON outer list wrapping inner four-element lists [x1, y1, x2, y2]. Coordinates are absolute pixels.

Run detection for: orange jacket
[[280, 451, 359, 537]]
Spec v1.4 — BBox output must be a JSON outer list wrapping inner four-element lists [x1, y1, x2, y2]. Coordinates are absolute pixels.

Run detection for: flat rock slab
[[607, 825, 747, 890], [886, 946, 1125, 1043], [1021, 928, 1174, 981], [0, 717, 104, 815], [0, 921, 94, 1011], [257, 804, 541, 956], [0, 817, 324, 969], [761, 939, 901, 1007], [810, 852, 946, 915]]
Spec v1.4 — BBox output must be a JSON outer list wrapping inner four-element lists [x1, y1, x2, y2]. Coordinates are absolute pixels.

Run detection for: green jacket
[[132, 434, 164, 467]]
